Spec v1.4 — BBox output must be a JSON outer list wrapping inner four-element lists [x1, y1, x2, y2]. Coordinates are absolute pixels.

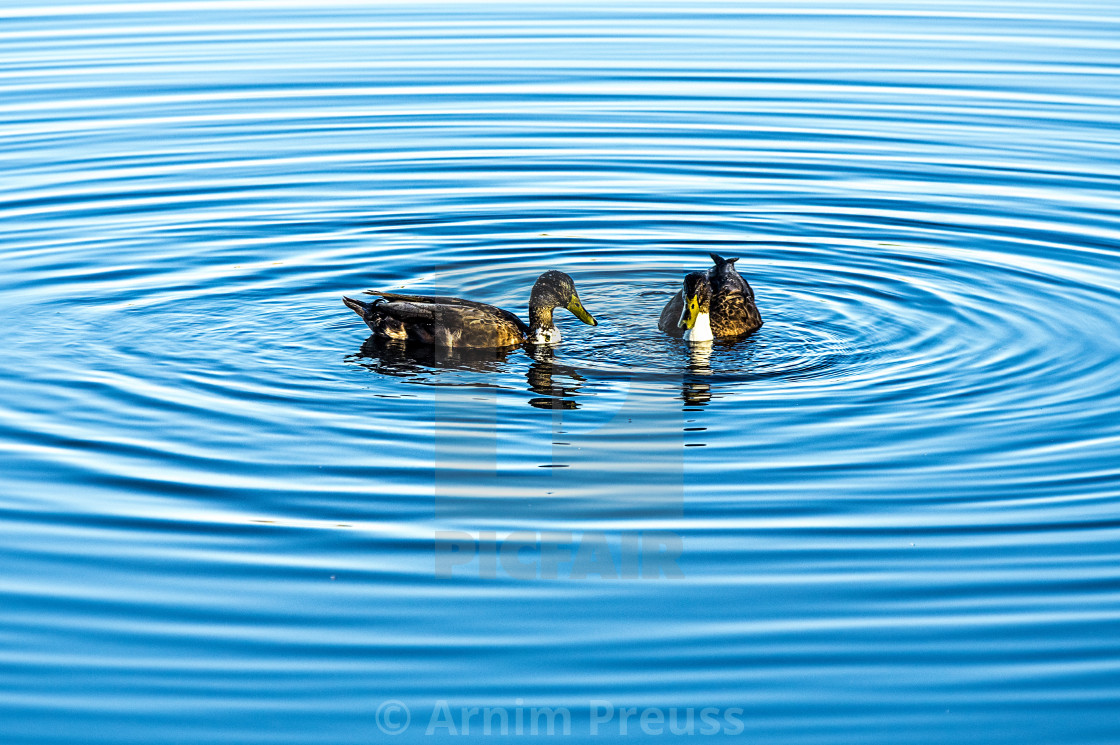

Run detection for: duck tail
[[709, 252, 739, 267], [343, 295, 373, 320]]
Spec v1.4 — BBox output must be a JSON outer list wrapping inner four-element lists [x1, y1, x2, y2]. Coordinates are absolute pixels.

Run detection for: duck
[[658, 253, 762, 342], [343, 270, 598, 349]]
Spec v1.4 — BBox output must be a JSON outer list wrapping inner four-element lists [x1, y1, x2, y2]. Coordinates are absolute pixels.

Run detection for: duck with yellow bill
[[659, 253, 762, 342], [344, 270, 598, 349]]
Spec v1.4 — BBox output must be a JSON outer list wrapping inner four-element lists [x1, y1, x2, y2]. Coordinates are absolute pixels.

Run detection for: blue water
[[3, 1, 1120, 743]]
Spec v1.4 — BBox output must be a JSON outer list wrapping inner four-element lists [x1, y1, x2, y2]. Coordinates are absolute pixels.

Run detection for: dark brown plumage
[[658, 254, 762, 341], [707, 253, 762, 338], [343, 270, 597, 349]]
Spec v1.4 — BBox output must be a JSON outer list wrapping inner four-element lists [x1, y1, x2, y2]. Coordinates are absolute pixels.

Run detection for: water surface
[[2, 1, 1120, 743]]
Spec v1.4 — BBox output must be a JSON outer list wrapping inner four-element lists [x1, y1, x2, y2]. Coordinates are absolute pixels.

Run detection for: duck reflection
[[681, 340, 713, 407], [348, 336, 586, 409], [526, 346, 586, 410], [349, 333, 758, 412], [350, 335, 514, 378]]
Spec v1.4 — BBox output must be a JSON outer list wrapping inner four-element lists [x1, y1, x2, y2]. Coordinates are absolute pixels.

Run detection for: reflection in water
[[349, 331, 763, 414], [347, 336, 588, 409], [688, 341, 713, 375], [349, 335, 514, 381], [526, 346, 586, 410], [682, 341, 713, 408]]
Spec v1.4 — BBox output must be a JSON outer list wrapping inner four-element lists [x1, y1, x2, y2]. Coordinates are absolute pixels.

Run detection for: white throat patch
[[530, 326, 561, 345], [683, 312, 713, 342]]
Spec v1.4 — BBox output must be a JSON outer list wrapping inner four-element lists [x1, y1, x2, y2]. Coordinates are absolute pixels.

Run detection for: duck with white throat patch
[[659, 253, 762, 342]]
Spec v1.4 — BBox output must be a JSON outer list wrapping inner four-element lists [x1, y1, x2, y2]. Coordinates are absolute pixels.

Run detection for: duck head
[[678, 272, 713, 342], [528, 270, 597, 344]]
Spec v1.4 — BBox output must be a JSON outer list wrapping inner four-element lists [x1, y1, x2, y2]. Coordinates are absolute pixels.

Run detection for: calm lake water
[[3, 1, 1120, 743]]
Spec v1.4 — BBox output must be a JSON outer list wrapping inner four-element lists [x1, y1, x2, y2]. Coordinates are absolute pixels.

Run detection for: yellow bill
[[678, 296, 700, 329], [567, 294, 597, 326]]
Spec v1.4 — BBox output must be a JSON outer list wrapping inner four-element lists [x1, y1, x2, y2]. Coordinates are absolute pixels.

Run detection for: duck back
[[707, 253, 762, 337]]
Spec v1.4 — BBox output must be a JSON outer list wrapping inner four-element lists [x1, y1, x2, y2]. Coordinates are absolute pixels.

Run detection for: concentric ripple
[[2, 2, 1120, 744]]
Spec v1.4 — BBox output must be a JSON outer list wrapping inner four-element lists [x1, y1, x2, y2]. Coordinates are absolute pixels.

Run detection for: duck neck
[[528, 304, 560, 344], [684, 311, 713, 342]]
